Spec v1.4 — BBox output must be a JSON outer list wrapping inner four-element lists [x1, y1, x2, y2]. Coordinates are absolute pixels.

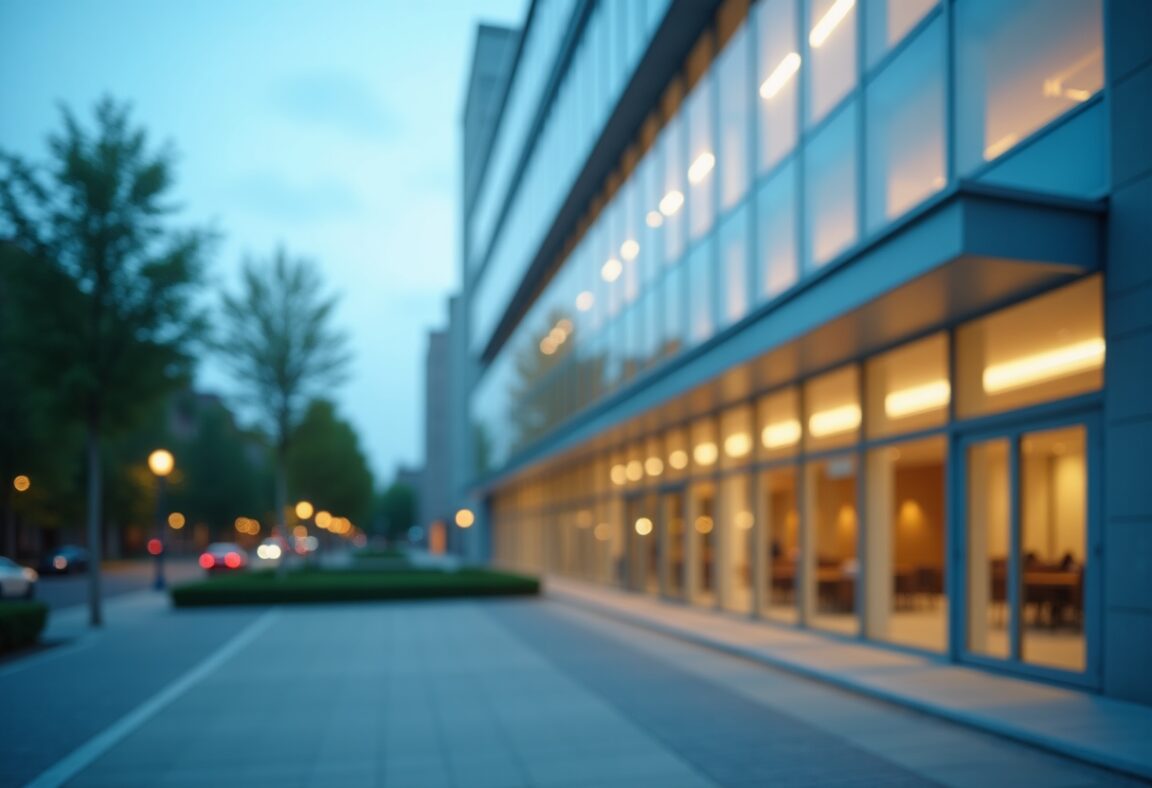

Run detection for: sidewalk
[[545, 576, 1152, 782]]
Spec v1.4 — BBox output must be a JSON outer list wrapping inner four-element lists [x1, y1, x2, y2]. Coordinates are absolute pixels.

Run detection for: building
[[454, 0, 1152, 706]]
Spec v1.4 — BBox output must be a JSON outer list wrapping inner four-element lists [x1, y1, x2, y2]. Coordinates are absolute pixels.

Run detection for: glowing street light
[[295, 500, 314, 520], [455, 508, 475, 529], [13, 475, 30, 492], [147, 449, 174, 590]]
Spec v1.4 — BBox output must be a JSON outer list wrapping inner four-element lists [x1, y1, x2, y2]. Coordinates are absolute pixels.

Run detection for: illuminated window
[[718, 204, 751, 328], [717, 22, 751, 211], [805, 365, 860, 452], [721, 404, 754, 468], [864, 0, 937, 69], [686, 79, 716, 241], [956, 0, 1103, 173], [686, 243, 715, 345], [865, 17, 946, 230], [757, 0, 799, 173], [866, 333, 949, 439], [757, 161, 798, 298], [956, 278, 1103, 418], [691, 417, 719, 470], [805, 454, 859, 635], [758, 387, 801, 460], [806, 0, 857, 127], [804, 102, 858, 269]]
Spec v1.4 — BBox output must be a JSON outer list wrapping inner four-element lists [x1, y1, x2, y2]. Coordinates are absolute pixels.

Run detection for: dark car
[[39, 545, 90, 575]]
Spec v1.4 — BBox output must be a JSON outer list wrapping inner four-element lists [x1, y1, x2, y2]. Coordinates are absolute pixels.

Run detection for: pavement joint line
[[23, 608, 280, 788]]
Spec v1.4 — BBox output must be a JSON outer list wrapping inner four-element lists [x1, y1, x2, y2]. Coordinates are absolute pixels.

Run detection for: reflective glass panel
[[717, 22, 751, 211], [804, 101, 858, 269], [806, 0, 857, 126], [866, 333, 949, 439], [756, 160, 799, 299], [864, 0, 937, 69], [806, 454, 859, 635], [718, 203, 751, 329], [757, 0, 800, 173]]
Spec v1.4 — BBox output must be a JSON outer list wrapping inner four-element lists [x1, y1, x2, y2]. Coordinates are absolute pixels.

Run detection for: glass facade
[[470, 0, 1109, 690], [488, 277, 1102, 670]]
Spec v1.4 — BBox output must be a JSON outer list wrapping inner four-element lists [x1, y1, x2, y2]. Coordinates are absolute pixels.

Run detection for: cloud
[[226, 171, 363, 223], [272, 72, 399, 140]]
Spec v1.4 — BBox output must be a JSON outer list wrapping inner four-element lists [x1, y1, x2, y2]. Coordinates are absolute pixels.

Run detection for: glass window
[[864, 0, 937, 69], [804, 101, 858, 269], [689, 479, 718, 606], [761, 466, 799, 623], [645, 435, 665, 482], [957, 277, 1103, 418], [967, 438, 1011, 659], [756, 160, 799, 299], [662, 112, 688, 264], [1020, 425, 1086, 673], [956, 0, 1103, 173], [805, 365, 860, 452], [758, 387, 801, 460], [718, 23, 751, 211], [865, 436, 947, 652], [639, 148, 665, 285], [720, 404, 754, 468], [866, 333, 949, 439], [865, 17, 946, 231], [756, 0, 800, 173], [666, 426, 690, 480], [687, 241, 715, 346], [718, 204, 751, 329], [806, 0, 857, 126], [805, 454, 859, 634], [686, 80, 717, 241], [691, 416, 719, 471], [660, 265, 686, 359]]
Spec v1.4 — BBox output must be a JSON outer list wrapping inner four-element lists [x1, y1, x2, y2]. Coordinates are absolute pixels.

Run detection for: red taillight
[[147, 538, 163, 556], [199, 554, 215, 569], [225, 552, 241, 569]]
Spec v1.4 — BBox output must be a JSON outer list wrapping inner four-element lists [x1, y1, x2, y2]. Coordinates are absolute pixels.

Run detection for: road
[[34, 559, 202, 610]]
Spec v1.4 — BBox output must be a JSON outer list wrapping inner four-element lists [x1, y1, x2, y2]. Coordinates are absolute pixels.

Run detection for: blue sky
[[0, 0, 524, 483]]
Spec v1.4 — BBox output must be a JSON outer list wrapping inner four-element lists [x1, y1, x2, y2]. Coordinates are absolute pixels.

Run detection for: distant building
[[451, 0, 1152, 706]]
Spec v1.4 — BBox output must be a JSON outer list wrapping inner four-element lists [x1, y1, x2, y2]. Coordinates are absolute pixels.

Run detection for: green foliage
[[215, 249, 351, 452], [0, 97, 212, 433], [169, 568, 540, 607], [287, 399, 374, 527], [0, 601, 49, 653], [376, 482, 417, 539]]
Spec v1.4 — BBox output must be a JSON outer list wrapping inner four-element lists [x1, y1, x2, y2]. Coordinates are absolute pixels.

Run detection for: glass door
[[961, 418, 1095, 681], [660, 487, 686, 600], [624, 494, 659, 594]]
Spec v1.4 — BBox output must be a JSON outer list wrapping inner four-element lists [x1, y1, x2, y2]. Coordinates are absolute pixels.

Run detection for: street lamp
[[147, 449, 174, 590], [13, 475, 30, 493]]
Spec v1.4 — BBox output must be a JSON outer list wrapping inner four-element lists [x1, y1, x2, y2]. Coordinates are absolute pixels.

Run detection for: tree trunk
[[86, 422, 104, 627], [275, 438, 289, 578]]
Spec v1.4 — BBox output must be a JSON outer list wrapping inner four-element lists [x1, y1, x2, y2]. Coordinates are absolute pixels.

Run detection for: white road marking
[[24, 609, 279, 788]]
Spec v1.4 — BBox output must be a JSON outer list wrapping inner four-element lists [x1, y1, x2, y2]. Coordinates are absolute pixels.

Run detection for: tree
[[215, 249, 351, 562], [0, 98, 212, 625], [377, 482, 417, 542], [287, 399, 374, 529]]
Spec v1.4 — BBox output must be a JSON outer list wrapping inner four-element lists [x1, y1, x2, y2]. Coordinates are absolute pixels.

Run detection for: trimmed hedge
[[170, 568, 540, 607], [352, 547, 408, 560], [0, 601, 49, 654]]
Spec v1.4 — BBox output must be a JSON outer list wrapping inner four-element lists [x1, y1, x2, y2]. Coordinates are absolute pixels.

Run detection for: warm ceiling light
[[760, 52, 802, 99], [548, 327, 566, 344], [610, 464, 627, 485], [620, 239, 640, 261], [688, 151, 715, 185], [556, 318, 573, 334], [601, 257, 623, 282], [315, 510, 332, 528], [12, 475, 30, 492], [694, 516, 714, 534], [646, 210, 664, 228], [885, 380, 951, 419], [983, 338, 1104, 394], [724, 432, 752, 458], [645, 456, 664, 476], [626, 460, 644, 482], [455, 508, 475, 528], [809, 404, 861, 437], [295, 500, 314, 519], [634, 517, 653, 536], [576, 290, 595, 311], [594, 523, 611, 541], [540, 337, 556, 355], [762, 420, 801, 449], [168, 512, 185, 529], [693, 441, 719, 466], [984, 133, 1019, 161], [147, 449, 174, 478], [809, 0, 855, 48], [668, 449, 689, 469], [735, 511, 754, 530], [659, 190, 684, 216]]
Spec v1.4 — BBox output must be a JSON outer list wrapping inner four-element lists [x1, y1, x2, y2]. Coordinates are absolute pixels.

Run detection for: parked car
[[198, 543, 249, 573], [39, 545, 90, 575], [0, 556, 38, 598]]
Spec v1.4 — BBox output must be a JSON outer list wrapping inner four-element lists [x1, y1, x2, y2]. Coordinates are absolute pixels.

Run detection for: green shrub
[[0, 601, 49, 653], [352, 547, 408, 560], [170, 568, 540, 607]]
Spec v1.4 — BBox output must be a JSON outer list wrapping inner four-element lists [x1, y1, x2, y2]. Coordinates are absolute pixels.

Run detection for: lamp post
[[147, 449, 174, 590]]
